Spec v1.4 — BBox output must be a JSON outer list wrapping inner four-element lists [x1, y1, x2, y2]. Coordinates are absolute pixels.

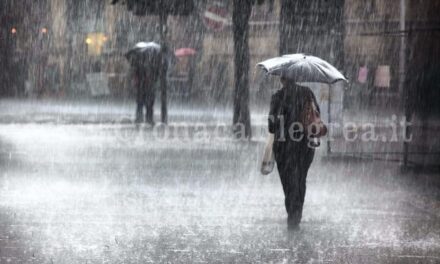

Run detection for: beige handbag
[[260, 133, 275, 175]]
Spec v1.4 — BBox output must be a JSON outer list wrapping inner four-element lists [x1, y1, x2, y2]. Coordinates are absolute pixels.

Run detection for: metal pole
[[159, 12, 168, 124], [327, 84, 332, 155], [400, 0, 409, 168], [398, 0, 406, 97]]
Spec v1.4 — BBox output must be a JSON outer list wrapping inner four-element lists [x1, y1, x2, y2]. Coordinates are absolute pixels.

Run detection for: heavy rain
[[1, 0, 440, 263]]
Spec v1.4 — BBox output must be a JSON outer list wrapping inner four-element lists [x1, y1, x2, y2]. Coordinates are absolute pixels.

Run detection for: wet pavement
[[0, 98, 264, 125], [1, 103, 440, 263]]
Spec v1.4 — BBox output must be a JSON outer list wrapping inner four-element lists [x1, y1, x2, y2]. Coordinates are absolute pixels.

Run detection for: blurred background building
[[1, 0, 439, 112], [1, 0, 439, 168], [0, 0, 440, 113]]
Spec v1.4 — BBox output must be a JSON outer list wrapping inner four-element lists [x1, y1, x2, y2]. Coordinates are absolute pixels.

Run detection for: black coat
[[268, 84, 320, 160]]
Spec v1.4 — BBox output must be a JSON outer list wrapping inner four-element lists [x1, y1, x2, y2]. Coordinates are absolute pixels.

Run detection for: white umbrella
[[257, 54, 347, 84]]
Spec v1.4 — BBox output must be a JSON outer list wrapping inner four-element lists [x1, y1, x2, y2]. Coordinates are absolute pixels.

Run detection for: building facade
[[1, 0, 439, 111]]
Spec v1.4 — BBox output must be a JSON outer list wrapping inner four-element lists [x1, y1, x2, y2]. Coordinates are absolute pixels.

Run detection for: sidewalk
[[0, 98, 270, 141], [0, 98, 241, 125], [1, 98, 439, 165]]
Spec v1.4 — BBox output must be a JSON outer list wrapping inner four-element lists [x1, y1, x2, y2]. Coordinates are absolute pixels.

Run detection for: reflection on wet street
[[1, 124, 440, 263]]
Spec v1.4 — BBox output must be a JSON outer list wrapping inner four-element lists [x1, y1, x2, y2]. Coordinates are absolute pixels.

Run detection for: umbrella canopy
[[257, 54, 347, 84], [125, 42, 161, 68], [174, 48, 196, 57]]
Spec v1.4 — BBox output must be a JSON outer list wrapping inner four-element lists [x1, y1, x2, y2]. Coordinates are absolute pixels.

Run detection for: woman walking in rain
[[259, 54, 345, 230], [268, 75, 325, 229]]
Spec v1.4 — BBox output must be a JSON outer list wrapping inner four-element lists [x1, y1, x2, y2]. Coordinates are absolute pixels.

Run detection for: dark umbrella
[[257, 54, 347, 84], [125, 42, 161, 68]]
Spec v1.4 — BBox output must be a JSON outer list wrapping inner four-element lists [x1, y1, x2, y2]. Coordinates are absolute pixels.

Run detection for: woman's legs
[[293, 148, 314, 225], [275, 145, 314, 228]]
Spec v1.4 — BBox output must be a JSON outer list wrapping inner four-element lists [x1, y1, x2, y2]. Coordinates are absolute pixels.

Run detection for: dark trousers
[[136, 83, 155, 124], [274, 142, 314, 224]]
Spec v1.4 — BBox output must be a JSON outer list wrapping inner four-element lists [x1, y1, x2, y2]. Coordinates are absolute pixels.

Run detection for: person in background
[[134, 64, 158, 125]]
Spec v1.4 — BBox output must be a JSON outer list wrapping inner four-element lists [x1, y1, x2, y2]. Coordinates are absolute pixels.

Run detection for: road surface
[[1, 122, 440, 263]]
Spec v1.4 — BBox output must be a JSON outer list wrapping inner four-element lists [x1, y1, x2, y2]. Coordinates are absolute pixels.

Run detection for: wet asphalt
[[1, 122, 440, 263]]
